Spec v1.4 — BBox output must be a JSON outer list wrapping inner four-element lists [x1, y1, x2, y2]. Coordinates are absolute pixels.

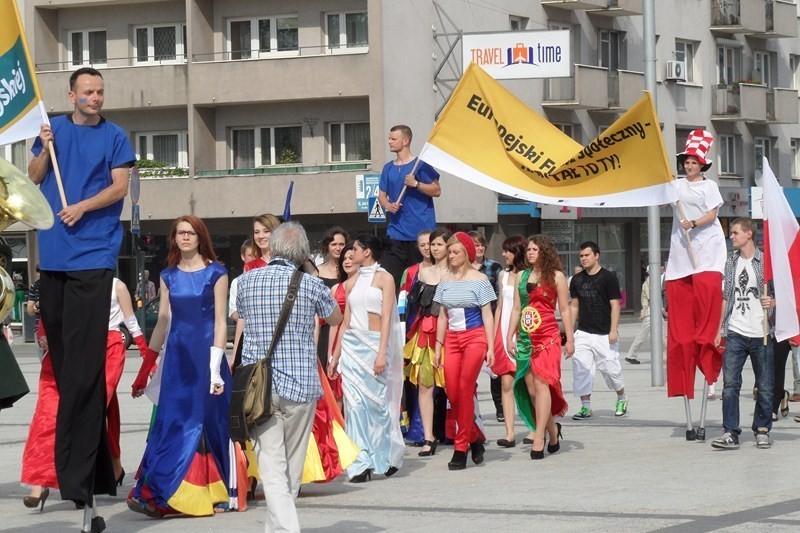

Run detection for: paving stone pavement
[[2, 318, 799, 532]]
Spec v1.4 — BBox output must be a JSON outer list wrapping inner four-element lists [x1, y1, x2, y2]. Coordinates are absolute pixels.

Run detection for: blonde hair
[[251, 213, 281, 258], [446, 236, 474, 276]]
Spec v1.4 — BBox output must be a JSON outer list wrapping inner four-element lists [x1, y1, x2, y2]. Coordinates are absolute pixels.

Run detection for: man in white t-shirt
[[711, 218, 775, 450]]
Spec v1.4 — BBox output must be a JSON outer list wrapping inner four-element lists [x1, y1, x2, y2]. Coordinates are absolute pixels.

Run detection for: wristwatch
[[690, 220, 697, 228], [414, 180, 420, 189]]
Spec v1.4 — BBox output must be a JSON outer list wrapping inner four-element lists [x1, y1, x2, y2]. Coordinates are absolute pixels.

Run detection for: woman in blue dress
[[128, 215, 231, 517]]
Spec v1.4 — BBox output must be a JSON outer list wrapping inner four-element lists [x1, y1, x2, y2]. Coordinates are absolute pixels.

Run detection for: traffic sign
[[368, 197, 386, 223], [355, 173, 381, 212], [131, 204, 140, 234]]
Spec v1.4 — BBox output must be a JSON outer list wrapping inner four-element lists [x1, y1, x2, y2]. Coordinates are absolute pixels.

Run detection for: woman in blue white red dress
[[433, 232, 496, 470]]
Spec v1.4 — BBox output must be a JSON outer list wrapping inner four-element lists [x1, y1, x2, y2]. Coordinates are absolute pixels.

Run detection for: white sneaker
[[755, 431, 771, 449]]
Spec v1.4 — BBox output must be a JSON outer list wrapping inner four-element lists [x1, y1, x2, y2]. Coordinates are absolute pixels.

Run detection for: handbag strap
[[264, 268, 304, 362]]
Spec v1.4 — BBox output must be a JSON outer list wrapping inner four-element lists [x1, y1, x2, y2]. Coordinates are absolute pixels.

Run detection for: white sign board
[[462, 30, 571, 80], [355, 173, 381, 212]]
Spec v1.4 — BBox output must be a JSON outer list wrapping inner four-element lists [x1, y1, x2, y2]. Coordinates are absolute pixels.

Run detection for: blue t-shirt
[[32, 115, 136, 271], [379, 158, 439, 241]]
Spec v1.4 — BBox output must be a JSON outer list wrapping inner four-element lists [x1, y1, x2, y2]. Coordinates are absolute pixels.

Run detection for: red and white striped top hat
[[677, 129, 714, 172]]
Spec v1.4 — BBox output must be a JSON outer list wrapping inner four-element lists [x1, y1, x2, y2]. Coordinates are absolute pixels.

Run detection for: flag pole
[[37, 102, 69, 209], [763, 283, 769, 346], [394, 157, 422, 205]]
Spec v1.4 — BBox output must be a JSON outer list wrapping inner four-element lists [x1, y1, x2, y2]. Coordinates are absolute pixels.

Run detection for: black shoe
[[625, 357, 641, 365], [116, 468, 125, 487], [469, 439, 485, 465], [522, 437, 533, 445], [496, 411, 505, 422], [685, 429, 697, 441], [530, 447, 545, 460], [418, 439, 438, 457], [22, 487, 49, 512], [497, 438, 516, 448], [350, 469, 372, 483], [90, 516, 106, 533], [448, 451, 468, 470], [547, 422, 562, 454], [247, 478, 258, 501], [384, 466, 399, 477], [696, 427, 706, 441]]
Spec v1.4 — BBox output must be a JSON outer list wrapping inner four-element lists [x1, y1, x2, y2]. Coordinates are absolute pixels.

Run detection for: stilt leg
[[683, 396, 696, 441], [81, 497, 105, 532], [697, 382, 709, 441]]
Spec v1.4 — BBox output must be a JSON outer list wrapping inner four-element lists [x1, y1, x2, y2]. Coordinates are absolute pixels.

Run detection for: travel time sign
[[462, 30, 570, 80]]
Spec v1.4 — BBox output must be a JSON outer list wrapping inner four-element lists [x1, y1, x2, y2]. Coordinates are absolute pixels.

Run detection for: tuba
[[0, 157, 54, 322]]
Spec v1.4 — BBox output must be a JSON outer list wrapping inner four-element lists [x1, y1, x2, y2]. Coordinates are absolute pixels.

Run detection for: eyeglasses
[[176, 230, 197, 237]]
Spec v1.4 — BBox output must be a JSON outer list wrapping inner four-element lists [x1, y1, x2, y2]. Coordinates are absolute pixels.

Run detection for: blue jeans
[[721, 331, 774, 436]]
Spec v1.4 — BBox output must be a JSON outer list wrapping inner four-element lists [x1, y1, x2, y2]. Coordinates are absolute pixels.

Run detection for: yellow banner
[[419, 63, 677, 207], [0, 0, 44, 144]]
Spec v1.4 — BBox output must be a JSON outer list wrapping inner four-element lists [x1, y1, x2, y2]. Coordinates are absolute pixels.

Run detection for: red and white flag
[[762, 157, 800, 342]]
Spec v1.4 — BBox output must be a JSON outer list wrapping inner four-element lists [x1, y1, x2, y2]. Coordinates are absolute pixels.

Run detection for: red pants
[[444, 326, 486, 452], [666, 272, 723, 398], [105, 331, 126, 458]]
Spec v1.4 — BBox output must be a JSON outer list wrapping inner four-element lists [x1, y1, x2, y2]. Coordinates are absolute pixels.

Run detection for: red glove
[[133, 334, 149, 356], [132, 347, 159, 396]]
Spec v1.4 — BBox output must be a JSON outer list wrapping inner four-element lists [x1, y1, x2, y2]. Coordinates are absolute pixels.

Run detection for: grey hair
[[269, 221, 310, 265]]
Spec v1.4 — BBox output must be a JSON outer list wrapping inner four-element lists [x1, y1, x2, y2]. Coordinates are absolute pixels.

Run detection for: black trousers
[[382, 238, 422, 290], [773, 339, 791, 414], [40, 269, 116, 502]]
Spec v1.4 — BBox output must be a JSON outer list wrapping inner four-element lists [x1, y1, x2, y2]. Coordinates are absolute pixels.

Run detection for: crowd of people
[[8, 68, 800, 533]]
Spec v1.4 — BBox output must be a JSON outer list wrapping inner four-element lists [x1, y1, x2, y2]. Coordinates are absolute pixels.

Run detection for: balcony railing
[[711, 0, 767, 33], [540, 0, 607, 9], [543, 64, 608, 110], [588, 0, 643, 16], [712, 82, 768, 122], [195, 161, 371, 178], [192, 44, 368, 63], [35, 55, 187, 72], [754, 0, 798, 38]]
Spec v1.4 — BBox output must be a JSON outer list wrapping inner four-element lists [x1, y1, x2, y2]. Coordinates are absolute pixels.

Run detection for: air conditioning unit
[[665, 60, 686, 81]]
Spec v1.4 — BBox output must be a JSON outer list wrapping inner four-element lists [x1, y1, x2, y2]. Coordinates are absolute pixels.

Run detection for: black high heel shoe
[[530, 446, 545, 460], [418, 439, 438, 457], [448, 450, 467, 470], [350, 469, 372, 483], [547, 422, 563, 454], [23, 487, 49, 512], [781, 390, 790, 417], [384, 466, 399, 477], [470, 439, 485, 465], [116, 468, 125, 487], [247, 478, 258, 501]]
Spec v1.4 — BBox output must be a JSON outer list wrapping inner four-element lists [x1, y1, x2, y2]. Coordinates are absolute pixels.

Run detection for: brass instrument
[[0, 156, 54, 321]]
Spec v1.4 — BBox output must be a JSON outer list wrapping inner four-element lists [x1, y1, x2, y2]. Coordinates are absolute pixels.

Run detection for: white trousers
[[572, 330, 625, 397], [254, 394, 317, 533]]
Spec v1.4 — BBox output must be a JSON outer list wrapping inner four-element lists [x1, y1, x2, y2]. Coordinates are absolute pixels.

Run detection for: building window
[[134, 24, 186, 64], [791, 56, 800, 90], [716, 44, 741, 85], [675, 40, 695, 83], [753, 51, 774, 87], [555, 123, 579, 143], [329, 122, 370, 162], [1, 140, 27, 172], [68, 30, 107, 67], [228, 16, 299, 60], [136, 132, 189, 168], [791, 139, 799, 179], [509, 16, 528, 30], [326, 12, 368, 51], [754, 136, 774, 179], [232, 126, 303, 169], [718, 134, 737, 175], [598, 30, 621, 72]]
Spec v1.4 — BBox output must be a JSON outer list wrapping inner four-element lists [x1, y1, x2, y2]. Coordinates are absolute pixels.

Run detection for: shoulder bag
[[230, 268, 303, 442]]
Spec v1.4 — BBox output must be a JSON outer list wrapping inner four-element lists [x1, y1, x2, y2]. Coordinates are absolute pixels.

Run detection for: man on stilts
[[28, 67, 136, 532], [664, 130, 726, 441]]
